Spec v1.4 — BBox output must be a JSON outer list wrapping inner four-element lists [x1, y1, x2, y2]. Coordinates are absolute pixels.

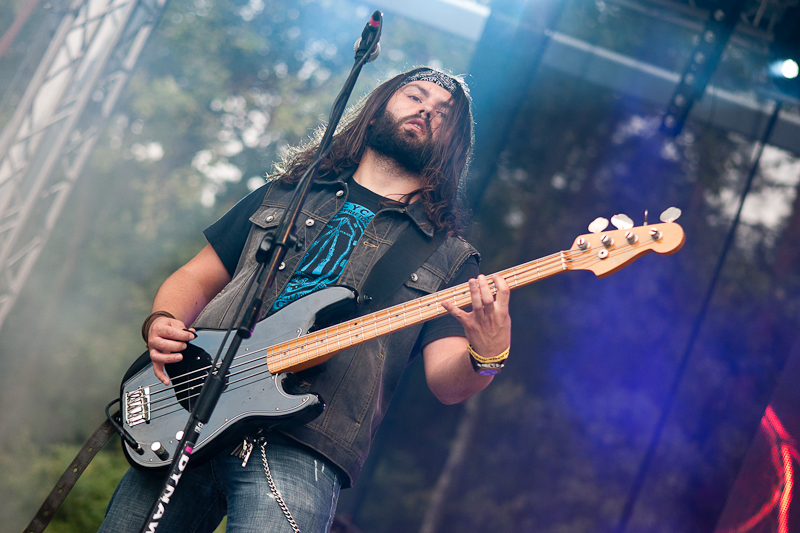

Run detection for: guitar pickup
[[124, 386, 151, 427]]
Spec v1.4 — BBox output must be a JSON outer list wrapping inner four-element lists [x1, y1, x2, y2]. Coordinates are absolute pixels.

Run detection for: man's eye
[[408, 94, 421, 102], [437, 111, 448, 118]]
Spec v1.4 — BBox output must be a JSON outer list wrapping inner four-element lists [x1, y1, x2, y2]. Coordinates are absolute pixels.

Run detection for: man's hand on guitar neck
[[424, 274, 511, 405], [442, 274, 512, 361]]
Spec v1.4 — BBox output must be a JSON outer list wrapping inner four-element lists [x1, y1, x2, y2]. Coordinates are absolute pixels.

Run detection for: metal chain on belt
[[260, 440, 302, 533]]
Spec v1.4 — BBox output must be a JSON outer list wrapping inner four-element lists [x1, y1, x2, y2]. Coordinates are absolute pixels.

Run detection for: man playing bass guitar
[[99, 67, 511, 533]]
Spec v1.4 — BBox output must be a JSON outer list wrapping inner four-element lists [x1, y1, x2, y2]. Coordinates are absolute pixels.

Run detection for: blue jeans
[[99, 440, 340, 533]]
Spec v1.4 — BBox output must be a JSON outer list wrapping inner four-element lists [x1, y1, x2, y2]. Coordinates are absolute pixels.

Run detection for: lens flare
[[781, 59, 799, 80]]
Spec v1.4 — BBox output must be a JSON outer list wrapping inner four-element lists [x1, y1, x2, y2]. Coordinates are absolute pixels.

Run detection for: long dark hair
[[273, 67, 475, 235]]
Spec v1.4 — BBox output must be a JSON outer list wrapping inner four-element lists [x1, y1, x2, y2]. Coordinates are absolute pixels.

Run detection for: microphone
[[353, 10, 382, 63]]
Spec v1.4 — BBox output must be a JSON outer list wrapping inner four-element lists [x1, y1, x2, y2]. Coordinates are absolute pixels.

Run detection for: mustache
[[398, 113, 432, 134]]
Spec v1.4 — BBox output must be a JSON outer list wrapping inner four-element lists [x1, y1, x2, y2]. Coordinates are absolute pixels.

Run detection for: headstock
[[567, 209, 685, 278]]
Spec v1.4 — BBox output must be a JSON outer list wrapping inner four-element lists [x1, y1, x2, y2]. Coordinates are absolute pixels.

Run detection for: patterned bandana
[[399, 69, 458, 95]]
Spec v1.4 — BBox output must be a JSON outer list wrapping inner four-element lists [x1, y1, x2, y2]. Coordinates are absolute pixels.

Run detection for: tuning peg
[[660, 207, 682, 223], [611, 214, 633, 230], [588, 217, 609, 234]]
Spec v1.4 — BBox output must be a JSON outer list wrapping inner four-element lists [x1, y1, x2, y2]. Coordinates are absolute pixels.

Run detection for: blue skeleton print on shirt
[[272, 201, 375, 311]]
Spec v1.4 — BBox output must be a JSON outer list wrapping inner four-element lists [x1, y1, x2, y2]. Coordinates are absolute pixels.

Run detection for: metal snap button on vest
[[305, 218, 314, 226], [410, 273, 419, 282], [278, 262, 286, 270], [336, 190, 344, 197], [266, 215, 274, 222]]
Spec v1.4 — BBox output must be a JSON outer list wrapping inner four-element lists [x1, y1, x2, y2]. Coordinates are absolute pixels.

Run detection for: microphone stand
[[137, 12, 382, 532]]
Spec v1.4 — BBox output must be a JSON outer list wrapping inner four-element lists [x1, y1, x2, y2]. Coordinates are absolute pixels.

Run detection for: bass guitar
[[118, 216, 685, 470]]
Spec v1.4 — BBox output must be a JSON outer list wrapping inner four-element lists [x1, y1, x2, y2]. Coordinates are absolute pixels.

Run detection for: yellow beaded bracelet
[[467, 344, 510, 364]]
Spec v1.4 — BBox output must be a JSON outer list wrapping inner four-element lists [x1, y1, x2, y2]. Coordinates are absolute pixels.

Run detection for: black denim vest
[[192, 172, 478, 487]]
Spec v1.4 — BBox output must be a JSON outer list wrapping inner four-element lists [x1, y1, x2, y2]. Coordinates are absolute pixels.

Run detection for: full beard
[[365, 110, 435, 174]]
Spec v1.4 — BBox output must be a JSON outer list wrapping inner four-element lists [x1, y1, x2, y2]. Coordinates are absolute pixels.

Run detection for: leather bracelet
[[141, 311, 175, 344]]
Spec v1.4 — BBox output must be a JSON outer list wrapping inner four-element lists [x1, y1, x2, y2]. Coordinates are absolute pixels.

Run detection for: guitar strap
[[357, 224, 446, 314], [24, 418, 116, 533]]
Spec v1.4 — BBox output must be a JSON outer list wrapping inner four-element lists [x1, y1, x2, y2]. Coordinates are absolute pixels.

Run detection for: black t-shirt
[[272, 179, 382, 311], [204, 178, 478, 349]]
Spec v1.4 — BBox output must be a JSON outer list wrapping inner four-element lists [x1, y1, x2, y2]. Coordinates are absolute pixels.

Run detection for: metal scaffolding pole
[[0, 0, 167, 331]]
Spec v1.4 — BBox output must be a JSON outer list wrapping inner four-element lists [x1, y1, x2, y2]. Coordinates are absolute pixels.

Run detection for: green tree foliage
[[0, 438, 131, 533], [0, 0, 474, 531]]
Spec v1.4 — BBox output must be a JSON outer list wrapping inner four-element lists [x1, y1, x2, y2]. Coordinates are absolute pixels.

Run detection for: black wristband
[[469, 355, 505, 376]]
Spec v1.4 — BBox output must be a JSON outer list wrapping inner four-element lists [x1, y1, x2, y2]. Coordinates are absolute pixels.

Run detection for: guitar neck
[[264, 221, 684, 373], [265, 250, 567, 373]]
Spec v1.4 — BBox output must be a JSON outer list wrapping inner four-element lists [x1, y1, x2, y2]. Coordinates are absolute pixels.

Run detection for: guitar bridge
[[124, 386, 151, 427]]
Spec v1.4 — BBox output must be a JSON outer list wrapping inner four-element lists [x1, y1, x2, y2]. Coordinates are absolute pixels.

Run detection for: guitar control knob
[[175, 431, 184, 441], [649, 228, 662, 241], [600, 235, 614, 248], [625, 231, 638, 244], [151, 441, 170, 460], [577, 237, 589, 251]]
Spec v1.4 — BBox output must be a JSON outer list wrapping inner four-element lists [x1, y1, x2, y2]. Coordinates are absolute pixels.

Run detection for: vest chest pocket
[[403, 264, 445, 295], [250, 206, 284, 229]]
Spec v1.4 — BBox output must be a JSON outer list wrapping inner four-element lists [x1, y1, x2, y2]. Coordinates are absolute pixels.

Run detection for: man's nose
[[418, 101, 434, 117]]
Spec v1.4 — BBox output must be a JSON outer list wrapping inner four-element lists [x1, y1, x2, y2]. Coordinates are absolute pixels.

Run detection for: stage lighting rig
[[660, 0, 748, 137]]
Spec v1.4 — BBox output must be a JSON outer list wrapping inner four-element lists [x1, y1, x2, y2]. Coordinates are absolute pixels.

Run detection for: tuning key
[[649, 227, 663, 241], [611, 214, 633, 230], [588, 217, 609, 234], [660, 207, 682, 223]]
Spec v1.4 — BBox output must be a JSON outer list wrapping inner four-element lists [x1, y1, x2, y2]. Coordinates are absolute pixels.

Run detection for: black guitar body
[[119, 286, 357, 470]]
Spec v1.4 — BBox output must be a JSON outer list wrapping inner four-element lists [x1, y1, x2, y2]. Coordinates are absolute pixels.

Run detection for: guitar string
[[135, 245, 615, 417], [136, 248, 577, 416], [263, 245, 613, 372], [140, 248, 570, 392], [139, 247, 607, 418], [146, 353, 272, 410], [142, 367, 279, 423], [133, 240, 651, 418], [142, 251, 588, 419], [148, 272, 635, 418]]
